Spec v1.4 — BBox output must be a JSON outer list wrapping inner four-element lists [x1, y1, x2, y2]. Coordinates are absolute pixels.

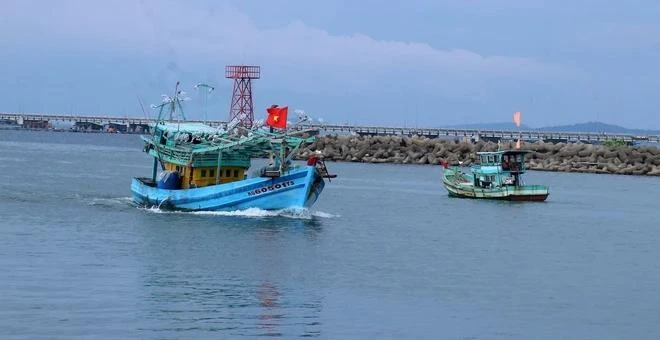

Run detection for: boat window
[[175, 165, 180, 172], [487, 155, 493, 164], [209, 169, 215, 178], [201, 169, 207, 178], [225, 169, 231, 177], [233, 169, 239, 177]]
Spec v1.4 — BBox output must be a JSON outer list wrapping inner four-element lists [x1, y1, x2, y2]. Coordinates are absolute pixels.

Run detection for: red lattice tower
[[226, 65, 261, 128]]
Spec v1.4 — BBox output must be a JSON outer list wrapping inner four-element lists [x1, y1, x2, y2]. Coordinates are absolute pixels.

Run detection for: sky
[[2, 0, 660, 129]]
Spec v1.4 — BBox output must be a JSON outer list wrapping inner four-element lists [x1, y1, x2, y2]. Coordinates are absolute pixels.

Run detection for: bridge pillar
[[128, 123, 150, 133], [106, 122, 128, 133]]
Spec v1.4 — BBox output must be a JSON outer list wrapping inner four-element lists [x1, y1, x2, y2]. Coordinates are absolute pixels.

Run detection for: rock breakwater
[[297, 135, 660, 176]]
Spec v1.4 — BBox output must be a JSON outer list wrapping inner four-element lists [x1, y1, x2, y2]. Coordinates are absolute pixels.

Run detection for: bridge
[[2, 112, 660, 144], [0, 112, 224, 133]]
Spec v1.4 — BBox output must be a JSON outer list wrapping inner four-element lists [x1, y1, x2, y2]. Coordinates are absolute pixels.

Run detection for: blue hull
[[131, 166, 325, 211]]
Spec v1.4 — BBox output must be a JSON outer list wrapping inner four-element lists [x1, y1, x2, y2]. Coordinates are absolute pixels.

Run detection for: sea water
[[1, 130, 659, 339]]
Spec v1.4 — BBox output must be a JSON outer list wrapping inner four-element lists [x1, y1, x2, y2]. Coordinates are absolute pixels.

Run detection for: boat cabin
[[473, 150, 531, 188], [476, 150, 529, 173], [146, 122, 252, 189]]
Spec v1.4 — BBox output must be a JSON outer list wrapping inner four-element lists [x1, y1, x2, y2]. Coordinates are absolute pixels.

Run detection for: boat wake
[[88, 196, 135, 208], [142, 206, 339, 220], [88, 196, 339, 220]]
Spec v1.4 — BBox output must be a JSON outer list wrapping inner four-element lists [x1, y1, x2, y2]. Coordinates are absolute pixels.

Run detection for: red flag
[[266, 105, 288, 129]]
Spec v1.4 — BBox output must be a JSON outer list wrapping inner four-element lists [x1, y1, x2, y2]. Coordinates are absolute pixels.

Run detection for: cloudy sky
[[3, 0, 660, 128]]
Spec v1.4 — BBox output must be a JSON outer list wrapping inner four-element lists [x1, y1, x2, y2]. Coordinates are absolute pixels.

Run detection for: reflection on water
[[256, 280, 322, 338], [137, 214, 324, 337], [258, 281, 281, 336]]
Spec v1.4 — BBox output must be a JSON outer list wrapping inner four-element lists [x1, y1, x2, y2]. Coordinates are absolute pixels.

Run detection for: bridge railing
[[3, 113, 660, 143]]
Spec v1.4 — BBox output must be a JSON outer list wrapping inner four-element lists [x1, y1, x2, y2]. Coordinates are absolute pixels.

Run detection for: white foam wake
[[142, 206, 339, 220], [88, 196, 135, 207]]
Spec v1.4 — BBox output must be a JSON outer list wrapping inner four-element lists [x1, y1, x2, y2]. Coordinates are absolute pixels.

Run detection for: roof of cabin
[[153, 121, 221, 134], [143, 124, 316, 160]]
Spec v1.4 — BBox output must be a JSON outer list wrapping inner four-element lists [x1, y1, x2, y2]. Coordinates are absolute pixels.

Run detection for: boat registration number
[[247, 180, 295, 196]]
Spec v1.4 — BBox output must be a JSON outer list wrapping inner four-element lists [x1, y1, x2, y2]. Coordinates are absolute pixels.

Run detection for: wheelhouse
[[476, 150, 531, 173]]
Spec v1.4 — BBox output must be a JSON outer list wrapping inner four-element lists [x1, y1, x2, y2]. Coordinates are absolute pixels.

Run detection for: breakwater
[[297, 135, 660, 176]]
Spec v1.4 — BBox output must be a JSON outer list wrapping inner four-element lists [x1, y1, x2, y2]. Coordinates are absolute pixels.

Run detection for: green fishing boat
[[442, 150, 549, 201]]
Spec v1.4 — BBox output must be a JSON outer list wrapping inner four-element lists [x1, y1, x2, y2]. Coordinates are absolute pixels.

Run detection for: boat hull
[[446, 189, 549, 201], [131, 166, 325, 211], [443, 169, 549, 201]]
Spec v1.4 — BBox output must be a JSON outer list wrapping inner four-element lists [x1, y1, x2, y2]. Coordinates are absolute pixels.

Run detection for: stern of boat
[[505, 185, 550, 201]]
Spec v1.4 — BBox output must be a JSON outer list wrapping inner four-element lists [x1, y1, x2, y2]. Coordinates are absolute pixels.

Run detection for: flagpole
[[513, 111, 522, 149]]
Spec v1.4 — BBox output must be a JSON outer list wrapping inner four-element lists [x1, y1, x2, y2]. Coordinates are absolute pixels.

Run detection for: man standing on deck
[[307, 150, 324, 166]]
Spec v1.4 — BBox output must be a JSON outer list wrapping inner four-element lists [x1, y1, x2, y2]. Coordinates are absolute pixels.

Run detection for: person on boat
[[510, 160, 519, 172], [502, 157, 510, 170], [307, 151, 322, 166], [308, 151, 328, 174], [440, 159, 449, 169]]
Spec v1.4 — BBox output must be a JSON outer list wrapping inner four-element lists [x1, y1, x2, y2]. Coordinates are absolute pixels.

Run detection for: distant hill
[[442, 121, 660, 135], [537, 121, 660, 135]]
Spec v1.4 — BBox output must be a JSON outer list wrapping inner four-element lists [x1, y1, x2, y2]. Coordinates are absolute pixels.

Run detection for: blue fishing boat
[[131, 83, 335, 211], [442, 150, 550, 201]]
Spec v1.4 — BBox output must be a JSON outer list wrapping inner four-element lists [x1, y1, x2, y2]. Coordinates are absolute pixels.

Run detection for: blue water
[[1, 130, 659, 339]]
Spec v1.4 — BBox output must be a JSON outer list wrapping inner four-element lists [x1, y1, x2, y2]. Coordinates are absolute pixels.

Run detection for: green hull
[[442, 167, 549, 201]]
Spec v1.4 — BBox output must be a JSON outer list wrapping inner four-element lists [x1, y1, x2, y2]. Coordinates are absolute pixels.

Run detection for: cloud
[[1, 0, 590, 127], [3, 0, 568, 81], [250, 20, 567, 78]]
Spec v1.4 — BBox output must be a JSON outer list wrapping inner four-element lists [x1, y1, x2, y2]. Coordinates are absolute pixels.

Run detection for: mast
[[151, 103, 168, 181], [149, 81, 185, 180], [169, 81, 180, 121]]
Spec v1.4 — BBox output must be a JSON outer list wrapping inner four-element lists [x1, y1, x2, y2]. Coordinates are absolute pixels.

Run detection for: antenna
[[137, 95, 149, 119], [194, 83, 215, 124]]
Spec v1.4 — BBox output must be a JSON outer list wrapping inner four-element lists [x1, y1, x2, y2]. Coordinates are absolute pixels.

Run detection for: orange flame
[[513, 111, 521, 128]]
